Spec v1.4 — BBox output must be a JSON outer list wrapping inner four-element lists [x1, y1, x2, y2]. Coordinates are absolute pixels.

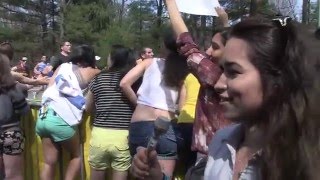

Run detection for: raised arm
[[215, 7, 230, 28], [166, 0, 224, 88], [165, 0, 188, 36], [120, 58, 153, 106]]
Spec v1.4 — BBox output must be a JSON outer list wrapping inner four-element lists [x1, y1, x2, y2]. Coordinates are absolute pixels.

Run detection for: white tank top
[[137, 58, 178, 112]]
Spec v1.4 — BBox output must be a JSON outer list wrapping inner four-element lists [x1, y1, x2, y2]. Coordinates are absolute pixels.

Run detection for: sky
[[295, 0, 317, 21]]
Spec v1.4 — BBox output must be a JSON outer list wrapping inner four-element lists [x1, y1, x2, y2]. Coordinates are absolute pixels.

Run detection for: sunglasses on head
[[272, 16, 291, 27]]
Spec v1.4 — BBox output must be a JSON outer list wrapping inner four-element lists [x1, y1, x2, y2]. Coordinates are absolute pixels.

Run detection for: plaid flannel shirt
[[177, 32, 230, 154]]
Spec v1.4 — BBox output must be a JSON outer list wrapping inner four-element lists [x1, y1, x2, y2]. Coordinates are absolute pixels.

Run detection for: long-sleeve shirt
[[177, 32, 230, 154]]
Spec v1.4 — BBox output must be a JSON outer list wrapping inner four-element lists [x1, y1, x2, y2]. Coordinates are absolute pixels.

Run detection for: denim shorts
[[129, 121, 177, 160]]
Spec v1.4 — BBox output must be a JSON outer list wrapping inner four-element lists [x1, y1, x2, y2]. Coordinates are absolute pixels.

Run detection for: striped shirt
[[89, 71, 133, 129]]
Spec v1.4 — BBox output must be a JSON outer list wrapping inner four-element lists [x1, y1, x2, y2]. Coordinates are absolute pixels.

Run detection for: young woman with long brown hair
[[130, 2, 320, 179], [120, 31, 189, 178]]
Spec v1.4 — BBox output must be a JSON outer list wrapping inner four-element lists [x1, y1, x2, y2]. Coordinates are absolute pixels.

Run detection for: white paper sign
[[176, 0, 221, 16]]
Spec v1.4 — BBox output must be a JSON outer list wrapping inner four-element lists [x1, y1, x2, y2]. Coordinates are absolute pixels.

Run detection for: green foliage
[[0, 0, 301, 68], [309, 1, 319, 26]]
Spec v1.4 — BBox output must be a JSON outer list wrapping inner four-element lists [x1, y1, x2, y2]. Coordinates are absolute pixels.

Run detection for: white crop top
[[137, 58, 178, 112]]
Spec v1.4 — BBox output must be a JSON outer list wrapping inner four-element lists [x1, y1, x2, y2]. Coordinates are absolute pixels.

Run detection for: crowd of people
[[0, 0, 320, 180]]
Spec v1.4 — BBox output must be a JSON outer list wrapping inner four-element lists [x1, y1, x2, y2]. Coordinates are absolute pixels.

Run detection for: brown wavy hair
[[162, 30, 189, 89], [0, 42, 14, 61], [230, 17, 320, 180], [0, 54, 16, 93]]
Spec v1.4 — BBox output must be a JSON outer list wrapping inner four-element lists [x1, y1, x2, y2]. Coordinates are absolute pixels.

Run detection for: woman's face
[[214, 38, 263, 122], [206, 33, 225, 59]]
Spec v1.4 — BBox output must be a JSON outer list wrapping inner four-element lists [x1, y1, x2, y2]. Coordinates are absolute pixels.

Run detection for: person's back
[[123, 57, 181, 178], [0, 53, 29, 180], [174, 73, 200, 178], [177, 73, 200, 124], [86, 45, 135, 180], [136, 58, 179, 113], [0, 84, 29, 127], [120, 31, 189, 178], [90, 71, 133, 128], [35, 45, 100, 180]]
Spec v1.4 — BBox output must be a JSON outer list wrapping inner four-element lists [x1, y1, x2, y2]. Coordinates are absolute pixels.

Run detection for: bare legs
[[60, 132, 81, 180], [2, 154, 24, 180], [91, 168, 128, 180], [159, 159, 176, 178], [112, 170, 128, 180], [90, 168, 106, 180], [41, 131, 81, 180], [40, 138, 59, 180]]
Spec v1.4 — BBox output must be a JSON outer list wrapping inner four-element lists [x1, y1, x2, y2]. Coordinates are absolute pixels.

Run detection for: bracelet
[[162, 173, 170, 180]]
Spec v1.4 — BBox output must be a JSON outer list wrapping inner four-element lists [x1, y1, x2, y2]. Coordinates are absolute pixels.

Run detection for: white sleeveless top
[[137, 58, 178, 112]]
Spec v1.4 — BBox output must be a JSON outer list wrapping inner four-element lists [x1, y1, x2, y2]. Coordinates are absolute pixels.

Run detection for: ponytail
[[162, 30, 188, 89], [163, 51, 188, 89]]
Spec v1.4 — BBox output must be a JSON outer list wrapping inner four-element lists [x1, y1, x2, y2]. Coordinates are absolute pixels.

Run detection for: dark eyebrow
[[223, 61, 242, 70], [211, 42, 220, 50]]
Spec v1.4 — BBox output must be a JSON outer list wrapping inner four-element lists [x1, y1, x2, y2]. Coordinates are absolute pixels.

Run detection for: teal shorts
[[35, 107, 76, 142]]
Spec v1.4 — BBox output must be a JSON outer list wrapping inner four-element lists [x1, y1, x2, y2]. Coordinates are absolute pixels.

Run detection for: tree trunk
[[119, 0, 125, 25], [39, 0, 48, 43], [302, 0, 310, 24], [189, 15, 199, 42], [249, 0, 264, 16], [138, 0, 142, 46], [59, 0, 66, 41], [156, 0, 163, 28], [199, 16, 206, 49]]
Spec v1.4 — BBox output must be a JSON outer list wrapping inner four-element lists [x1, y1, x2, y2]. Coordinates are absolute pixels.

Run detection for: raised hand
[[215, 7, 229, 27]]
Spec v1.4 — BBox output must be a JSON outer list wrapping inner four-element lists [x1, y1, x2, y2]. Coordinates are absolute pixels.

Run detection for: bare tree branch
[[66, 0, 73, 7], [0, 4, 41, 18]]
